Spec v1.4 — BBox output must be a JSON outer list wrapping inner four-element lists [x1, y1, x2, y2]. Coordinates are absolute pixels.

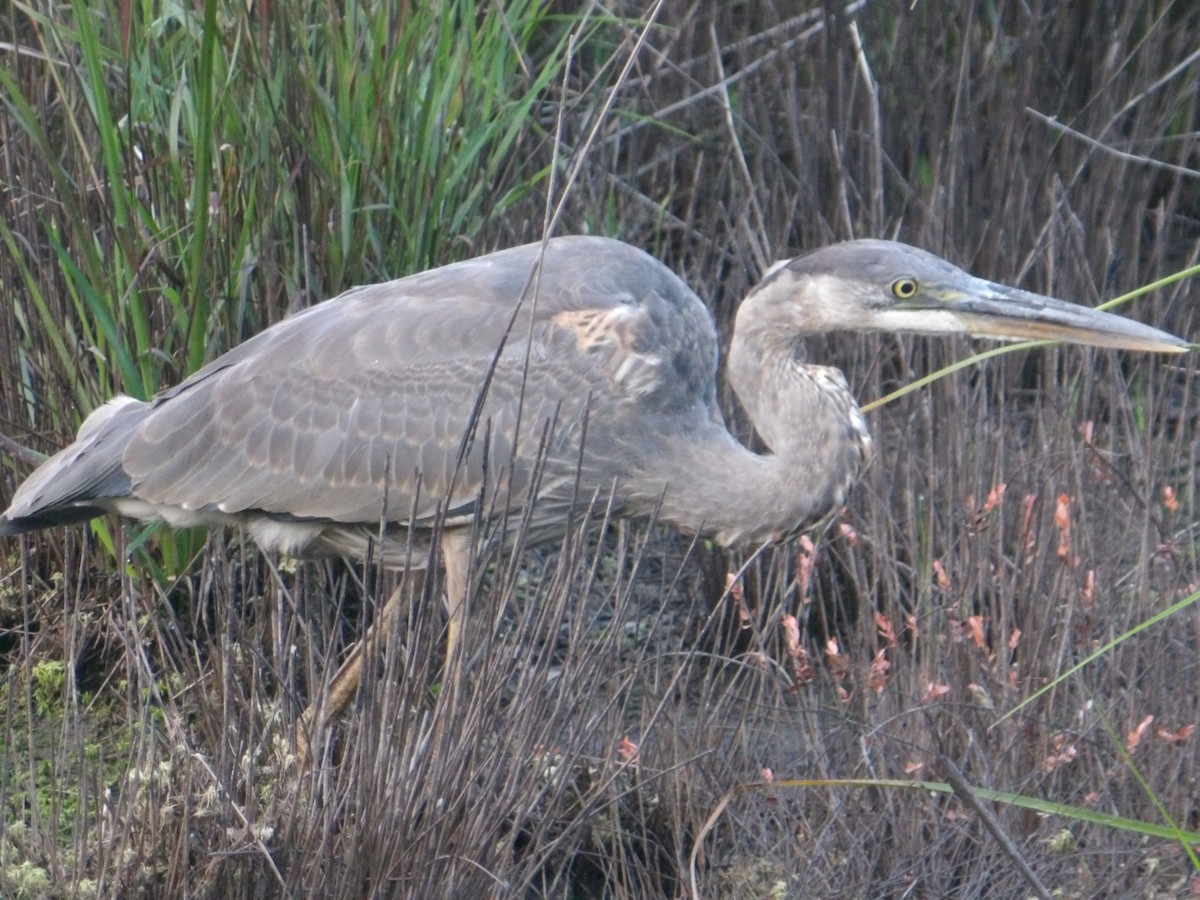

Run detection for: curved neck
[[633, 281, 872, 546]]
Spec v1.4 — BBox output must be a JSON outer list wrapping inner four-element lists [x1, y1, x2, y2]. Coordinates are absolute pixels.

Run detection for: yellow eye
[[892, 277, 919, 299]]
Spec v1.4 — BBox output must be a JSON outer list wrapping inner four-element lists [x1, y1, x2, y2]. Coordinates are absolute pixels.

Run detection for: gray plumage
[[1, 236, 1188, 560], [2, 236, 1188, 742]]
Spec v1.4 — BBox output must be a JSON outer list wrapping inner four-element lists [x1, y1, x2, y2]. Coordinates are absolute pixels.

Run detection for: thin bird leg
[[297, 526, 473, 762], [439, 528, 474, 703], [296, 571, 422, 762]]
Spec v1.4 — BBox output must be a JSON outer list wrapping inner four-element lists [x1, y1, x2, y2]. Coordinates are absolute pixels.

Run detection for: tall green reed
[[1, 0, 592, 573]]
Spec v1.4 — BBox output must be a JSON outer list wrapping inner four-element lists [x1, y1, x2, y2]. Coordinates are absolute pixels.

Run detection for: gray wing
[[108, 236, 719, 530]]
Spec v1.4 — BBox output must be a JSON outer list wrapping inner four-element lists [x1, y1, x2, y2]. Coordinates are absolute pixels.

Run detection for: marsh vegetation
[[1, 1, 1197, 896]]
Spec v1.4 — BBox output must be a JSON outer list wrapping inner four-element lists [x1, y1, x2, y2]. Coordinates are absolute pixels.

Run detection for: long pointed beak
[[948, 280, 1190, 353]]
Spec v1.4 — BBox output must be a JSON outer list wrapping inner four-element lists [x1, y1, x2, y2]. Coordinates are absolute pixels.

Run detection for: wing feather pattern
[[100, 236, 720, 540]]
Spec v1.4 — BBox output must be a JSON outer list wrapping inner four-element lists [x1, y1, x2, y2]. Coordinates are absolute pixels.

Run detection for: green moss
[[0, 861, 52, 900]]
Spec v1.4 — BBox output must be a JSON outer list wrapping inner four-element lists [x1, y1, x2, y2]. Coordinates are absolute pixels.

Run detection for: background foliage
[[0, 0, 1197, 896]]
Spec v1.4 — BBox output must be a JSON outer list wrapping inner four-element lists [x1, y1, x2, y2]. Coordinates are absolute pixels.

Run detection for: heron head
[[770, 239, 1190, 353]]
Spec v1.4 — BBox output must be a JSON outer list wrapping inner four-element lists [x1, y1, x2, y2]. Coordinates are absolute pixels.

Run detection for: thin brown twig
[[1026, 107, 1200, 180], [940, 756, 1052, 900], [0, 431, 46, 468]]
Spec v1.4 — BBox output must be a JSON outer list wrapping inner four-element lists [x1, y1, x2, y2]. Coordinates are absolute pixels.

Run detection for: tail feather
[[1, 396, 146, 534], [0, 505, 112, 535]]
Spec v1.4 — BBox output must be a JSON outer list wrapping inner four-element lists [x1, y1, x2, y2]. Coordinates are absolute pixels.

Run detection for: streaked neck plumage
[[636, 271, 872, 546]]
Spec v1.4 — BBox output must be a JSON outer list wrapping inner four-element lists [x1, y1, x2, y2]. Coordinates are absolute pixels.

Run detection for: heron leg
[[296, 572, 421, 764], [295, 529, 474, 765], [440, 528, 473, 701]]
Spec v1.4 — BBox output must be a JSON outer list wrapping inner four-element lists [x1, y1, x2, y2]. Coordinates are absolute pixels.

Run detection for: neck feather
[[631, 280, 872, 546]]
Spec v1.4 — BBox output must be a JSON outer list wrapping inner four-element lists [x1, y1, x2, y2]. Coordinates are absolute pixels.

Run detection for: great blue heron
[[0, 236, 1188, 748]]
